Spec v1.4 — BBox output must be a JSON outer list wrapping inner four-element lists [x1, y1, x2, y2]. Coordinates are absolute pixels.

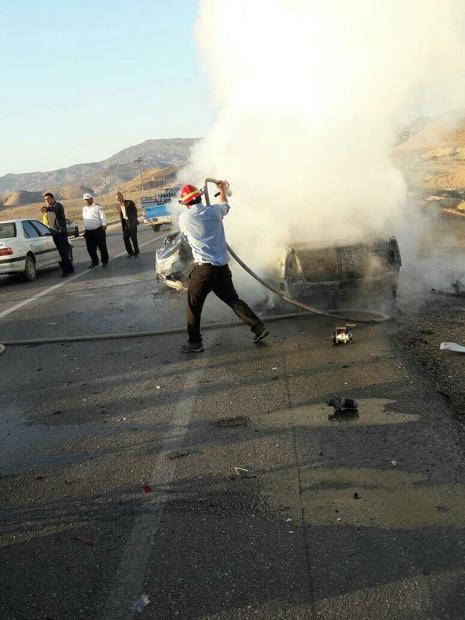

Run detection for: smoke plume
[[181, 0, 465, 289]]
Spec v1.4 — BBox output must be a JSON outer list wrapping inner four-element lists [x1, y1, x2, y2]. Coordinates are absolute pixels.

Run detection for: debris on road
[[353, 492, 360, 500], [214, 415, 249, 428], [168, 450, 190, 460], [432, 280, 465, 297], [440, 341, 465, 353], [234, 467, 257, 479], [327, 397, 358, 413], [72, 535, 95, 546], [130, 594, 150, 613], [328, 397, 359, 421], [142, 484, 153, 494], [332, 325, 355, 345]]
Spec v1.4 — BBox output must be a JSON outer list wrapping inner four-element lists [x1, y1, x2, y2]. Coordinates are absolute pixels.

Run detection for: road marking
[[0, 234, 164, 321], [101, 348, 212, 620]]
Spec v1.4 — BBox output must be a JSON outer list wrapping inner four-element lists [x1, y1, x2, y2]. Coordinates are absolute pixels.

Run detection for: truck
[[141, 187, 180, 232]]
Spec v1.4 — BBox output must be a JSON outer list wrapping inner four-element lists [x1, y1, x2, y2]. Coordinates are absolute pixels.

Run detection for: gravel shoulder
[[395, 292, 465, 417]]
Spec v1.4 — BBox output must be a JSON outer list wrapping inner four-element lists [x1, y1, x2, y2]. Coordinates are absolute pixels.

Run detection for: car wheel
[[23, 255, 37, 282], [152, 224, 161, 232], [74, 227, 79, 237]]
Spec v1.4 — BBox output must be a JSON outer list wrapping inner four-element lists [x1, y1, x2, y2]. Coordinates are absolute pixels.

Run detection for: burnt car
[[279, 237, 402, 302], [155, 232, 194, 291], [155, 232, 402, 306]]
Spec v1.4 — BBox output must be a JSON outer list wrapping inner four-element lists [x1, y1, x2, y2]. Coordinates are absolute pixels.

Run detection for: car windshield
[[0, 223, 16, 239]]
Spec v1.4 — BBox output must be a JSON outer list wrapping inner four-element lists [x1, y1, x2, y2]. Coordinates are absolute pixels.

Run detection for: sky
[[0, 0, 212, 176]]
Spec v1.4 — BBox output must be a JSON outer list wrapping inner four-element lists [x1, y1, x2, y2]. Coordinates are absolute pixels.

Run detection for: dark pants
[[53, 232, 74, 275], [84, 227, 109, 265], [123, 225, 139, 255], [186, 264, 263, 343]]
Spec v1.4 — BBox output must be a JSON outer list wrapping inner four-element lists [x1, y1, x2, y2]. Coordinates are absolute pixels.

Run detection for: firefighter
[[178, 181, 269, 353]]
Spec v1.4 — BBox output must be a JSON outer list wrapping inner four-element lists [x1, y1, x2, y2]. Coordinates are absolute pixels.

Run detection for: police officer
[[82, 193, 109, 267]]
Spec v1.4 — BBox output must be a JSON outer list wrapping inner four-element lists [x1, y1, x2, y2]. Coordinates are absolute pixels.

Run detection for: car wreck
[[155, 232, 402, 305], [155, 232, 194, 291], [279, 237, 402, 302]]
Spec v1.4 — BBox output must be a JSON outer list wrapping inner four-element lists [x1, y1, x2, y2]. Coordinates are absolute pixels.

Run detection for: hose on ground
[[0, 311, 312, 347]]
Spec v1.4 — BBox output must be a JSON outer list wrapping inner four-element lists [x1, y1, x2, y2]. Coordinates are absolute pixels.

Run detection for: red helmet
[[179, 184, 202, 205]]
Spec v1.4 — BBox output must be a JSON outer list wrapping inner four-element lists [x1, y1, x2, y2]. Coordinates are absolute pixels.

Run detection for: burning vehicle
[[155, 232, 194, 291], [278, 237, 402, 302], [155, 232, 402, 305]]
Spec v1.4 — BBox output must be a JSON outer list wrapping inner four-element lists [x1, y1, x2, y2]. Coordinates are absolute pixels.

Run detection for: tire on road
[[23, 254, 37, 282], [152, 224, 161, 232]]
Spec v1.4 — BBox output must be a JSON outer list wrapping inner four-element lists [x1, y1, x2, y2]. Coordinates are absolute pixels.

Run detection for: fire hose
[[0, 179, 390, 354]]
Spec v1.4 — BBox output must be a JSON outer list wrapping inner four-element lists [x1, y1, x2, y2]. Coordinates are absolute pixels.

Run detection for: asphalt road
[[2, 224, 465, 619]]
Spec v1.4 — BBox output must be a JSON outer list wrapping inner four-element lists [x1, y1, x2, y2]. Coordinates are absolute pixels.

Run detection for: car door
[[22, 220, 56, 267], [21, 220, 45, 265], [30, 220, 60, 266]]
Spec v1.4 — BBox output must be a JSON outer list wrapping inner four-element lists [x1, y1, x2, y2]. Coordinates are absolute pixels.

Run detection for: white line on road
[[0, 234, 164, 321], [101, 348, 212, 620]]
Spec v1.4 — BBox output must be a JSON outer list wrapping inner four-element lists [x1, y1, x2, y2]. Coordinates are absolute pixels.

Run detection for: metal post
[[134, 157, 145, 198]]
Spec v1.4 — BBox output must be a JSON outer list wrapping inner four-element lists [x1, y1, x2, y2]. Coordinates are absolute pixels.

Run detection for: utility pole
[[134, 157, 145, 198]]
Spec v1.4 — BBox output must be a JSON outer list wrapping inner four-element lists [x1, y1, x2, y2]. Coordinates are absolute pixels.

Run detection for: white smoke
[[181, 0, 465, 281]]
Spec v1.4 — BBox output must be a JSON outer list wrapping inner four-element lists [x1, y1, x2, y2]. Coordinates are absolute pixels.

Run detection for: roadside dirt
[[395, 293, 465, 417]]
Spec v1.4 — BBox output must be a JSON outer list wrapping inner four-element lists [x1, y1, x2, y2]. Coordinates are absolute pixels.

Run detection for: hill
[[117, 165, 178, 194], [392, 116, 465, 194], [0, 138, 197, 197], [2, 190, 46, 207]]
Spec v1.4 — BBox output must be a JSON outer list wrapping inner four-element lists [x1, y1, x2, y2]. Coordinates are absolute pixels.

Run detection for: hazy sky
[[0, 0, 212, 176]]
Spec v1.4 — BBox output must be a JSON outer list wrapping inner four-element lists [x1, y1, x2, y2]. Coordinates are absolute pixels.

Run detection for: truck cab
[[141, 187, 180, 232]]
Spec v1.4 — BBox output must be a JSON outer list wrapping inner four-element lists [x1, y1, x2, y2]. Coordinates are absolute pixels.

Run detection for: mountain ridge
[[0, 137, 198, 198]]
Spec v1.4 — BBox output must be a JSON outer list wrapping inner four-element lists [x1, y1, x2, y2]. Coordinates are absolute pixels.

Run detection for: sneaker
[[181, 342, 204, 353], [253, 326, 270, 344]]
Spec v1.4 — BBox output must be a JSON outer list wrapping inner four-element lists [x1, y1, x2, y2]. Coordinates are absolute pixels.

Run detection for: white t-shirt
[[83, 203, 107, 230], [179, 203, 230, 265]]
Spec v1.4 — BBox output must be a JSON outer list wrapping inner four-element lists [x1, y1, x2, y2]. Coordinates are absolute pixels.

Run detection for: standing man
[[178, 180, 269, 353], [116, 192, 139, 257], [82, 193, 109, 268], [41, 192, 74, 277]]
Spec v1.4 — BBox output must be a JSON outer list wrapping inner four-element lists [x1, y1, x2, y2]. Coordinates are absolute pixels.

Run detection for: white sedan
[[0, 218, 60, 281]]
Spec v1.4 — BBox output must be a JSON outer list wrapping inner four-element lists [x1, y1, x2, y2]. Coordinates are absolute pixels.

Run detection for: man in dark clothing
[[41, 192, 74, 277], [116, 192, 139, 257]]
